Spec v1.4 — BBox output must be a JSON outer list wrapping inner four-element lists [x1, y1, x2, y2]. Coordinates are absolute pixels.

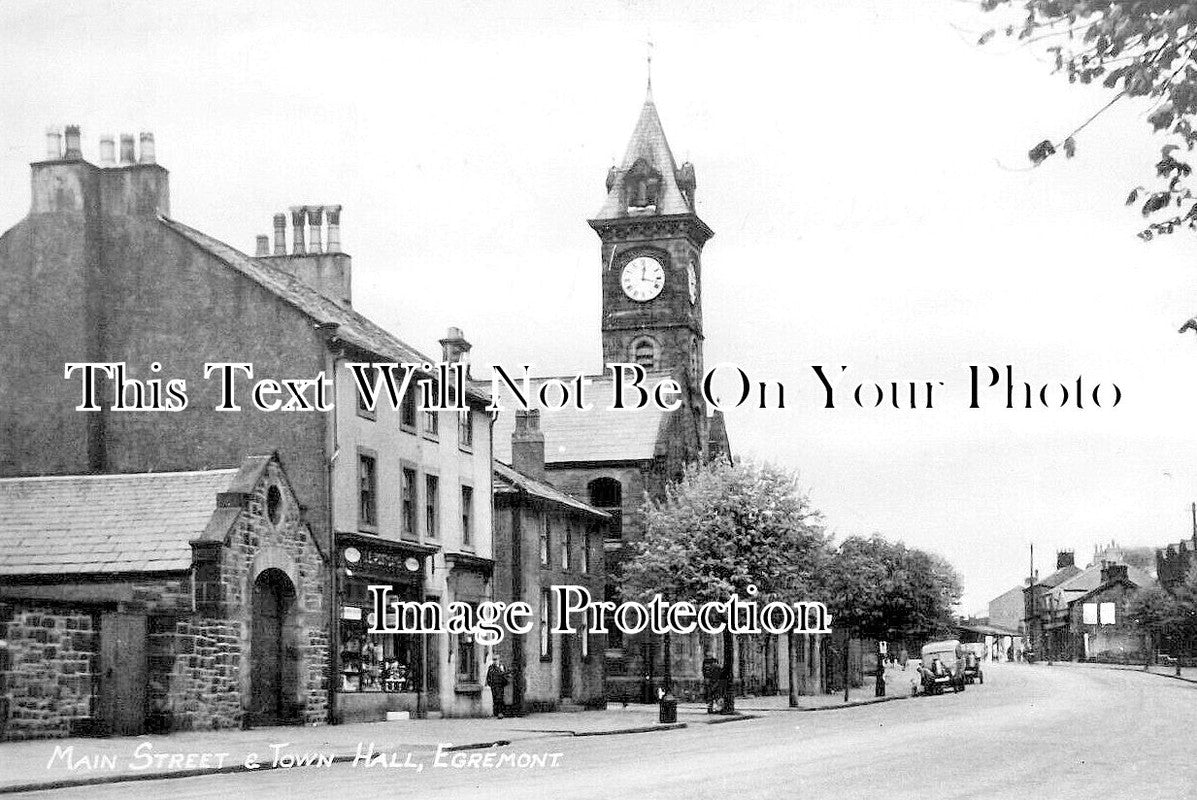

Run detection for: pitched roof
[[594, 94, 693, 221], [1052, 562, 1155, 601], [487, 373, 671, 464], [158, 216, 489, 405], [0, 468, 237, 575], [493, 462, 609, 519], [1036, 564, 1082, 589]]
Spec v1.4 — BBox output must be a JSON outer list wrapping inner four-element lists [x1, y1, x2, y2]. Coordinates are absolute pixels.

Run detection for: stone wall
[[0, 604, 98, 740]]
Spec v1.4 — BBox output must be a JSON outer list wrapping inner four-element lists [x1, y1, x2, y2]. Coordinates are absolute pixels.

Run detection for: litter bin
[[658, 691, 677, 724]]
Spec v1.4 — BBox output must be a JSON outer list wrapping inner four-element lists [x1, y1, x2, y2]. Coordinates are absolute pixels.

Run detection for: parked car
[[960, 643, 986, 684], [916, 640, 965, 695]]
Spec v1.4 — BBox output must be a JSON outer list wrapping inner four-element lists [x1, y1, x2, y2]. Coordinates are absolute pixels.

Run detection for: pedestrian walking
[[486, 655, 510, 719], [702, 655, 722, 714]]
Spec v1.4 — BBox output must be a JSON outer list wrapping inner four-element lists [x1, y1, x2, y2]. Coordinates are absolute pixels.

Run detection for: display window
[[339, 579, 422, 693]]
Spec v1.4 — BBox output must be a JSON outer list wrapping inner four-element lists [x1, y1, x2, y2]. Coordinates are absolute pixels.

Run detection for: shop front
[[334, 533, 439, 724]]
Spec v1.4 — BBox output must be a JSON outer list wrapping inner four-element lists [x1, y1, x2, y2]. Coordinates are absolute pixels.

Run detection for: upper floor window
[[401, 467, 417, 539], [540, 517, 550, 566], [458, 409, 474, 449], [588, 478, 623, 541], [461, 485, 474, 547], [562, 521, 572, 571], [581, 527, 593, 574], [630, 337, 658, 371], [400, 383, 418, 430], [356, 366, 378, 420], [425, 474, 439, 539], [358, 453, 378, 530], [424, 407, 439, 438]]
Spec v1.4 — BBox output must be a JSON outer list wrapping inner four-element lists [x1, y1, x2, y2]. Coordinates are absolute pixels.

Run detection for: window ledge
[[455, 682, 483, 695]]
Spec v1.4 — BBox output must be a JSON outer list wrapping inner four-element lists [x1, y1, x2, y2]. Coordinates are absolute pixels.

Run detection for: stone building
[[0, 453, 327, 740], [492, 410, 610, 712], [1064, 563, 1150, 661], [0, 127, 496, 723]]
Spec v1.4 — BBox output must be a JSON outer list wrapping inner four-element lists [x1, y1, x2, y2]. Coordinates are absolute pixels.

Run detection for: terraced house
[[0, 127, 495, 737]]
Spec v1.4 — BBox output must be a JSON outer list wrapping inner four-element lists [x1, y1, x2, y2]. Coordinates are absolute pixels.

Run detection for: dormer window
[[626, 158, 661, 211]]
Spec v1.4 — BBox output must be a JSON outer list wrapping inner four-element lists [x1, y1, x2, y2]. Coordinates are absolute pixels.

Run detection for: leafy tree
[[977, 1, 1197, 240], [621, 458, 829, 712], [822, 535, 963, 694], [1126, 584, 1181, 664]]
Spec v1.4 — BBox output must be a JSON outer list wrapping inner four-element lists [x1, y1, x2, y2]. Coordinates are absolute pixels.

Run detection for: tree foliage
[[821, 534, 963, 644], [1126, 583, 1181, 635], [620, 458, 829, 606], [978, 1, 1197, 239]]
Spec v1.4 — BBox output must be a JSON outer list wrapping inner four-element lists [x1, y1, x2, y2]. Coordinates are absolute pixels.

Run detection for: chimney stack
[[119, 134, 136, 165], [439, 327, 472, 367], [98, 135, 116, 166], [63, 125, 82, 160], [512, 409, 546, 480], [326, 205, 342, 252], [306, 206, 323, 253], [290, 206, 306, 254], [45, 128, 62, 160], [255, 235, 270, 256], [1100, 561, 1128, 585], [272, 213, 287, 255], [1056, 550, 1075, 570], [138, 132, 155, 164]]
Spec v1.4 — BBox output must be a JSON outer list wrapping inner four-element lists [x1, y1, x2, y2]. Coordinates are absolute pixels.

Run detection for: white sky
[[4, 0, 1197, 613]]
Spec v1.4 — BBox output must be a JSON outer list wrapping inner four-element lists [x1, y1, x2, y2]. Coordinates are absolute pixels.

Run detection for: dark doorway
[[560, 633, 574, 700], [99, 612, 147, 735], [251, 569, 296, 725]]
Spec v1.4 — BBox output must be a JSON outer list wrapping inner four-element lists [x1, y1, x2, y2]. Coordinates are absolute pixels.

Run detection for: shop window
[[425, 475, 439, 539], [540, 588, 552, 661], [401, 467, 417, 540], [461, 485, 474, 547], [457, 605, 479, 683], [339, 581, 420, 693], [358, 453, 378, 530]]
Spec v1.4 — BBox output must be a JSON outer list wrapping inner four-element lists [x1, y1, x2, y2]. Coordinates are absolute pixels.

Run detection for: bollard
[[658, 691, 677, 724]]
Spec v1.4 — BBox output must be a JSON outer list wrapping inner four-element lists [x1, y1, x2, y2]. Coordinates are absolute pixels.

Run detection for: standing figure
[[702, 655, 722, 714], [486, 655, 510, 719]]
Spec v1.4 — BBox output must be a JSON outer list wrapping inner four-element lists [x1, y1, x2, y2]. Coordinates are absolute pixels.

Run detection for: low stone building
[[0, 453, 327, 740], [1065, 563, 1150, 662]]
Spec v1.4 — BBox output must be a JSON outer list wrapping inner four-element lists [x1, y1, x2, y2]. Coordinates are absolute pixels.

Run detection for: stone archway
[[250, 567, 297, 725]]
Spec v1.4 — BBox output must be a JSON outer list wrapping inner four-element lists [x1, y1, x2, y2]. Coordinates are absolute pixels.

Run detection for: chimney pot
[[119, 134, 136, 164], [272, 213, 287, 255], [45, 128, 62, 160], [63, 125, 82, 160], [255, 235, 270, 256], [326, 204, 342, 252], [138, 132, 155, 164], [290, 206, 307, 255], [99, 135, 116, 166], [306, 206, 324, 254]]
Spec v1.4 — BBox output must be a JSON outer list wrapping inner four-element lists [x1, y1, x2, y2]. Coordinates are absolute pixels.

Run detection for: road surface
[[7, 663, 1196, 799]]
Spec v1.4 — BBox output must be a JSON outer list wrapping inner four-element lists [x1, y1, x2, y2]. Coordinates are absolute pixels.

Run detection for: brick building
[[492, 410, 609, 713], [0, 454, 327, 739], [0, 126, 496, 724]]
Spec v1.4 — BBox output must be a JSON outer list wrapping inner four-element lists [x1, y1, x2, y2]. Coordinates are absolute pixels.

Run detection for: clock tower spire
[[589, 89, 713, 387]]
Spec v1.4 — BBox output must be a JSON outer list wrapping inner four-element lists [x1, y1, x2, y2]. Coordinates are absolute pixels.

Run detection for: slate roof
[[1051, 563, 1155, 602], [0, 468, 236, 575], [493, 463, 609, 519], [158, 216, 489, 405], [1036, 564, 1082, 589], [487, 373, 671, 464], [594, 92, 693, 221]]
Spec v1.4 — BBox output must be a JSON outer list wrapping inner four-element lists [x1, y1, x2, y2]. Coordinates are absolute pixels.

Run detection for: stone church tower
[[589, 86, 713, 392]]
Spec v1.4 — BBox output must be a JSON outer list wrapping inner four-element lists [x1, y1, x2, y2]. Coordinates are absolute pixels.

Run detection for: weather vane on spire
[[646, 35, 654, 97]]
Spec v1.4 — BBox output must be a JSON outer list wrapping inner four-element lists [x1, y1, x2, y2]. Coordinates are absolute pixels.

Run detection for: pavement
[[5, 661, 1196, 799], [0, 677, 922, 794]]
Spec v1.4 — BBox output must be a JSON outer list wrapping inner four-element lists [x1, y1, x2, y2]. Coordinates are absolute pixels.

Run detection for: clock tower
[[589, 88, 713, 388]]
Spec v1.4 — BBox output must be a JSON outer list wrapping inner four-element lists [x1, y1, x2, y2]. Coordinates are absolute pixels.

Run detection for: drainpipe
[[317, 324, 342, 724]]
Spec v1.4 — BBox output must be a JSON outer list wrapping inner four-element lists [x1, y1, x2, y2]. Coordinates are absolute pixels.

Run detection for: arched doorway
[[251, 568, 296, 725]]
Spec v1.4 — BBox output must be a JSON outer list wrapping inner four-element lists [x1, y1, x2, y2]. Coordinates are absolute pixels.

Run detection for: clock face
[[621, 256, 665, 302], [687, 260, 698, 304]]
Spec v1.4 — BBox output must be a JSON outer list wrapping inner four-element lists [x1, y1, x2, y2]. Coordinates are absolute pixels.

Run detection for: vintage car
[[916, 640, 965, 695], [960, 643, 986, 685]]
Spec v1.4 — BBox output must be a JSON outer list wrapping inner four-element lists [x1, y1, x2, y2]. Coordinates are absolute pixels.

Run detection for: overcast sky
[[5, 0, 1197, 612]]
